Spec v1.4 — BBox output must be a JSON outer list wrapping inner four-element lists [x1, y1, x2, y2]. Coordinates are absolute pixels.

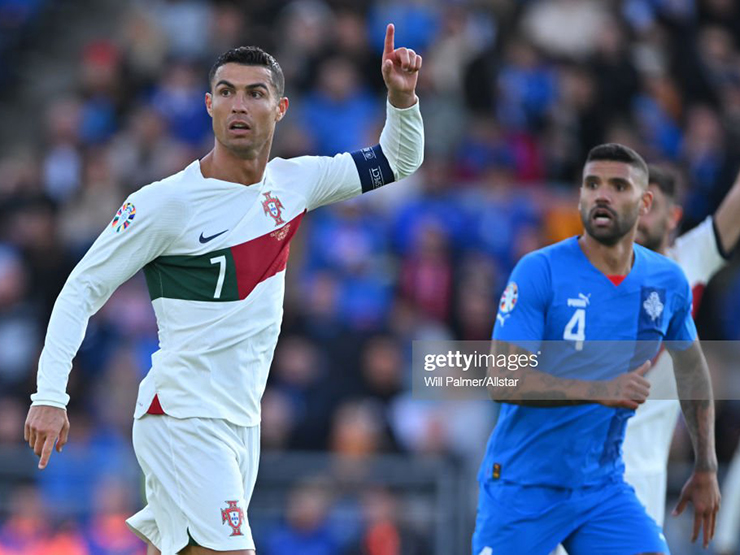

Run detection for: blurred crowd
[[2, 0, 740, 553]]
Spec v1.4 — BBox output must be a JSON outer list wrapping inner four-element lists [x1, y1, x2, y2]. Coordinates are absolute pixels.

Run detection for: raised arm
[[713, 169, 740, 255], [302, 23, 424, 210]]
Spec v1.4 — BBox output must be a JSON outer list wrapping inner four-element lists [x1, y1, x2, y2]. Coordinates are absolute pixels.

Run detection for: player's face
[[205, 63, 288, 157], [579, 161, 652, 246], [636, 184, 682, 252]]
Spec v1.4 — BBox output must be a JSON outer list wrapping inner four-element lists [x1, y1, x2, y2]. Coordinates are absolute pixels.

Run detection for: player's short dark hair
[[647, 164, 678, 201], [585, 143, 649, 183], [208, 46, 285, 97]]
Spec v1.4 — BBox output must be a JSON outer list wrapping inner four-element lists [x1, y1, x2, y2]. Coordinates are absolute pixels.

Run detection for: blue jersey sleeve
[[665, 276, 698, 346], [493, 251, 551, 345]]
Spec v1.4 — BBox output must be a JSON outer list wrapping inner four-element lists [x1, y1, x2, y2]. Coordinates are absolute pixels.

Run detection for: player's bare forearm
[[489, 341, 652, 409], [488, 341, 595, 406], [670, 341, 718, 472], [671, 341, 721, 548], [713, 169, 740, 253]]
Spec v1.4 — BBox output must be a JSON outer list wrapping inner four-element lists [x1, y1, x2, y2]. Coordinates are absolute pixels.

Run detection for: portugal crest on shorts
[[221, 500, 245, 536], [262, 191, 285, 226]]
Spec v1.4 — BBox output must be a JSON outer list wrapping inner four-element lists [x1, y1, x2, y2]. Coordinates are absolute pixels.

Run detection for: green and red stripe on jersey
[[143, 212, 304, 302]]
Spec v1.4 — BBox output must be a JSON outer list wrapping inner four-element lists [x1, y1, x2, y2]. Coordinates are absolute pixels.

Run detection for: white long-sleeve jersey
[[32, 100, 424, 427]]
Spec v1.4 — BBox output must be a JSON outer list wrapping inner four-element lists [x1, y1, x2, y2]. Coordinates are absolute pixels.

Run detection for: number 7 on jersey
[[210, 255, 227, 299]]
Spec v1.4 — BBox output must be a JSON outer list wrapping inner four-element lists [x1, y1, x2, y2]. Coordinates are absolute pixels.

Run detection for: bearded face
[[579, 161, 650, 246]]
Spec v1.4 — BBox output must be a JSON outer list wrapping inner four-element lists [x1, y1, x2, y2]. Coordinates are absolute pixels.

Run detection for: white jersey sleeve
[[669, 216, 728, 288], [32, 182, 191, 409], [302, 99, 424, 211]]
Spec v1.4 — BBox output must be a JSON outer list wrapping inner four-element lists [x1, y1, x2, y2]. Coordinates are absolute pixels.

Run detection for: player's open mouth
[[228, 121, 251, 132], [591, 207, 615, 225]]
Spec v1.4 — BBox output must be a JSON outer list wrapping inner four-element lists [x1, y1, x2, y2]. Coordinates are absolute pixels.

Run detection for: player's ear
[[275, 96, 289, 122], [205, 92, 213, 117], [668, 204, 683, 234], [639, 188, 654, 216]]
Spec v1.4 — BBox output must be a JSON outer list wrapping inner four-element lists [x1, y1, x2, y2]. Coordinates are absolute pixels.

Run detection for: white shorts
[[125, 415, 260, 554]]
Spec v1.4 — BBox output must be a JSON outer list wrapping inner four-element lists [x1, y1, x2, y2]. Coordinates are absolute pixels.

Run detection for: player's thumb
[[382, 58, 393, 79], [634, 360, 651, 376]]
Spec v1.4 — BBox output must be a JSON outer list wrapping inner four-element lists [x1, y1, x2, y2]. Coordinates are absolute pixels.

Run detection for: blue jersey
[[479, 237, 696, 488]]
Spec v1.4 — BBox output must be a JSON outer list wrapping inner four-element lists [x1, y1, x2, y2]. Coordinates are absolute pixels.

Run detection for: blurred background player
[[475, 144, 719, 555], [23, 25, 423, 555], [623, 165, 740, 548]]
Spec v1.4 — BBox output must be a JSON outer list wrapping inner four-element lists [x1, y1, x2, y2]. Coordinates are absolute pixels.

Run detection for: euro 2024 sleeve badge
[[111, 202, 136, 233], [496, 281, 518, 327]]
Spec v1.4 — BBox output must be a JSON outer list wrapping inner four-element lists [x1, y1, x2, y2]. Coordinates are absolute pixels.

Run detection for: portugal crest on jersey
[[221, 500, 245, 536], [262, 191, 285, 226], [111, 202, 136, 233]]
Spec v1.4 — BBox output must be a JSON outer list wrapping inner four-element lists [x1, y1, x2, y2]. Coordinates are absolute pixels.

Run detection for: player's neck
[[658, 235, 671, 256], [579, 233, 635, 276], [200, 142, 271, 186]]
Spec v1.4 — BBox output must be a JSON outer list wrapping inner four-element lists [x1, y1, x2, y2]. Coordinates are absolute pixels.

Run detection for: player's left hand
[[672, 470, 720, 548], [381, 23, 422, 109]]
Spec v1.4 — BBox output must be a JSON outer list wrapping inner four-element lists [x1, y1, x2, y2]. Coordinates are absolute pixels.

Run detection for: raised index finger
[[383, 23, 395, 59], [38, 434, 56, 470]]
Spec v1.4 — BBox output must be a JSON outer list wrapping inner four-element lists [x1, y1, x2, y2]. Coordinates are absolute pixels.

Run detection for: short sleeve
[[665, 276, 698, 347], [493, 251, 551, 345]]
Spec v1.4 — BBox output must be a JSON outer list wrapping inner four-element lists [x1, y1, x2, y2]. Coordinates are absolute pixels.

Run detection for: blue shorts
[[472, 478, 669, 555]]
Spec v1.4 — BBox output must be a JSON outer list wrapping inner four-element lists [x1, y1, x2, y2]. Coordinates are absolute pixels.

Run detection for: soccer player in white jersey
[[23, 25, 424, 555], [623, 165, 740, 530]]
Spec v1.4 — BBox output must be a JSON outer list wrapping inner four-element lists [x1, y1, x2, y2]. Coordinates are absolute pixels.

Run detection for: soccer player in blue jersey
[[473, 144, 720, 555]]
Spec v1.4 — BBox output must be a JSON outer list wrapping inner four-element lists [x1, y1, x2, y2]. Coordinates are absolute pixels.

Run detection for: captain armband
[[350, 144, 396, 193]]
